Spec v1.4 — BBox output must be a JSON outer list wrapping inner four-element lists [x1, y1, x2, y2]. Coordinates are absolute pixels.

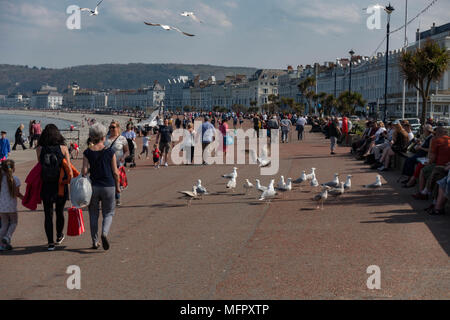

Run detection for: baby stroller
[[125, 139, 137, 168]]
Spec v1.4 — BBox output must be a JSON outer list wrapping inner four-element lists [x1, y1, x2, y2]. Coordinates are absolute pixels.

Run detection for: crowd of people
[[1, 111, 448, 252], [349, 119, 450, 216]]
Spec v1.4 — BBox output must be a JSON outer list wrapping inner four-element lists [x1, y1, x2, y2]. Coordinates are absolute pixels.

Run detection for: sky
[[0, 0, 449, 69]]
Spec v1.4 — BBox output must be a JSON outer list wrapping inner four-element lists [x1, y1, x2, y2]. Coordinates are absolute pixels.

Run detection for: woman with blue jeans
[[430, 163, 450, 216], [82, 123, 120, 250]]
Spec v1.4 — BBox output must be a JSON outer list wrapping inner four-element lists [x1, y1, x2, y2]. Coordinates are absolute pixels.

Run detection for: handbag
[[67, 207, 85, 236], [119, 166, 128, 189], [225, 135, 234, 146]]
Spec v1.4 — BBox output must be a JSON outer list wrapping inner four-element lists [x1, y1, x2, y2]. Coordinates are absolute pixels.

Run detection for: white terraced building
[[315, 22, 450, 119]]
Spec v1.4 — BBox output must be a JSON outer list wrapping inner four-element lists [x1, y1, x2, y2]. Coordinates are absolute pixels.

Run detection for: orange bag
[[67, 207, 85, 236], [119, 166, 128, 189]]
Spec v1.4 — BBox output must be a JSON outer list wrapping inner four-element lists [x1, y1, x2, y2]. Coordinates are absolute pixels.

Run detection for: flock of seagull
[[80, 0, 202, 37], [179, 166, 384, 210]]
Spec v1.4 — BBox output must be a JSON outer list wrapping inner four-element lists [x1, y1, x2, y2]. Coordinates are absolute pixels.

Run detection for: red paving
[[1, 125, 449, 299]]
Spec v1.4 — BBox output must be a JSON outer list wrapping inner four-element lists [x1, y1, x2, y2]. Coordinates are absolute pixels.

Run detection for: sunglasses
[[109, 126, 116, 129]]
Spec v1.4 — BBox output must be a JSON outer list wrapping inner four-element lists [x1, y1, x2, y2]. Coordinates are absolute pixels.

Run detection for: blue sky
[[0, 0, 448, 69]]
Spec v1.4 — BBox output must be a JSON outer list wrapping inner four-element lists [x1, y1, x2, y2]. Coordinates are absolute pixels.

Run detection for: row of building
[[1, 22, 449, 119]]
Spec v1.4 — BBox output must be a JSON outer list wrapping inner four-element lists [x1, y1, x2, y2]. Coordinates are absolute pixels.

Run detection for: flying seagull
[[222, 167, 238, 179], [249, 146, 271, 168], [364, 175, 383, 188], [179, 186, 199, 206], [181, 11, 203, 23], [80, 0, 104, 16], [144, 22, 195, 37]]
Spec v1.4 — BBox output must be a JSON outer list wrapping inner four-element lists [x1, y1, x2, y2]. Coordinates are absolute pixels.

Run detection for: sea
[[0, 113, 76, 141]]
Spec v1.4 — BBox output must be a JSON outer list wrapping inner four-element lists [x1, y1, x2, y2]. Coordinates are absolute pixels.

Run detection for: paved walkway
[[1, 127, 449, 299]]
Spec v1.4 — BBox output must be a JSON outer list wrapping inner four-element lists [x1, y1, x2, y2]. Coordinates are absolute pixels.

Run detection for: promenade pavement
[[1, 126, 449, 299]]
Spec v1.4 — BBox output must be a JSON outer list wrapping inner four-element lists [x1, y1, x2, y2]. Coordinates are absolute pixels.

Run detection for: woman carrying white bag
[[81, 123, 120, 251]]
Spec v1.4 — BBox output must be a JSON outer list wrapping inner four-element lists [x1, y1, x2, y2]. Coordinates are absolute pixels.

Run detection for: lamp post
[[383, 3, 394, 123], [348, 49, 355, 93]]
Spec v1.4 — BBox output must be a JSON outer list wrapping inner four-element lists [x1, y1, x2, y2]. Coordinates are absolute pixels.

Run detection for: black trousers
[[12, 140, 27, 150], [297, 126, 304, 140], [43, 198, 66, 244]]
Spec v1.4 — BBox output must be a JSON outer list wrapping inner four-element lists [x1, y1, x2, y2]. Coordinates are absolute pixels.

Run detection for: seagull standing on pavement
[[259, 180, 276, 201], [364, 175, 382, 188], [278, 178, 292, 191], [181, 11, 203, 23], [313, 187, 328, 210], [277, 176, 286, 190], [255, 179, 268, 192], [144, 22, 195, 37], [222, 167, 238, 179], [243, 179, 254, 194], [344, 175, 352, 190], [305, 168, 316, 180], [80, 0, 104, 16], [294, 170, 307, 184], [328, 182, 345, 199], [196, 179, 208, 195], [322, 173, 340, 188], [226, 176, 237, 192], [310, 175, 319, 188]]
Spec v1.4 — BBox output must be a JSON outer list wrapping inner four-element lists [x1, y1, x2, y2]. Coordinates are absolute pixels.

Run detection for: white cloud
[[0, 2, 64, 29], [198, 3, 232, 28]]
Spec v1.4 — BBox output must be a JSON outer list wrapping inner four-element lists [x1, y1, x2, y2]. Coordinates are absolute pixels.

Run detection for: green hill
[[0, 63, 258, 94]]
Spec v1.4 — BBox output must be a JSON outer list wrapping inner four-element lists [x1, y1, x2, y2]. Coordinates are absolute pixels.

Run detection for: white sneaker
[[164, 162, 168, 167]]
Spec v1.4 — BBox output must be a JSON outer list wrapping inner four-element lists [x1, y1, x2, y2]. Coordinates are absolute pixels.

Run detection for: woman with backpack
[[82, 123, 120, 250], [36, 124, 72, 251]]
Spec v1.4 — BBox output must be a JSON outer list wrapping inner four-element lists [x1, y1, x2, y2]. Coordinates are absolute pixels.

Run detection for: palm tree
[[337, 91, 366, 115], [324, 94, 337, 116], [297, 76, 316, 114], [399, 39, 449, 125], [268, 94, 280, 113]]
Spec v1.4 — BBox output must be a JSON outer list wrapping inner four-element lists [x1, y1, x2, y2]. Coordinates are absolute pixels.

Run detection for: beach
[[0, 109, 136, 164]]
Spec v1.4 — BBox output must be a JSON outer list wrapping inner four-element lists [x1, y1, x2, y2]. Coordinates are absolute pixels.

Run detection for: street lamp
[[383, 3, 394, 123], [348, 49, 355, 93]]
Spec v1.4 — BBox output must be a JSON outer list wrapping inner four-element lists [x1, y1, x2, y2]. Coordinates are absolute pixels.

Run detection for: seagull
[[181, 11, 203, 23], [80, 0, 103, 16], [277, 176, 286, 190], [328, 182, 345, 199], [243, 179, 254, 194], [255, 179, 268, 192], [344, 175, 352, 190], [196, 179, 208, 195], [294, 170, 307, 184], [305, 168, 316, 180], [278, 178, 292, 191], [259, 180, 277, 201], [226, 177, 237, 192], [310, 175, 319, 188], [313, 187, 328, 210], [179, 186, 199, 206], [222, 167, 238, 179], [249, 146, 271, 168], [144, 22, 195, 37], [364, 175, 383, 188], [322, 173, 340, 188]]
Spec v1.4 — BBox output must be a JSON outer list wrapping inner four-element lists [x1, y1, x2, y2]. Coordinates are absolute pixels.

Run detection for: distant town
[[1, 22, 449, 120]]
